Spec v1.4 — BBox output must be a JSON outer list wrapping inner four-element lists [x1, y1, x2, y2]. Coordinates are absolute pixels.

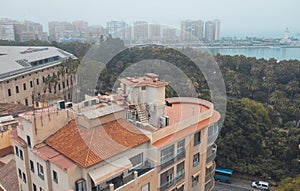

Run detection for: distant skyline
[[1, 0, 299, 38]]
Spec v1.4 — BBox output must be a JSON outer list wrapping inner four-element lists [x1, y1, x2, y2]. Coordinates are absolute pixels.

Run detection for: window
[[130, 153, 143, 169], [23, 83, 26, 90], [58, 83, 61, 91], [208, 124, 219, 137], [75, 179, 87, 191], [16, 86, 19, 94], [43, 76, 45, 83], [30, 81, 33, 88], [8, 89, 11, 96], [23, 172, 27, 183], [176, 162, 185, 180], [40, 187, 44, 191], [53, 170, 58, 183], [160, 168, 174, 186], [62, 81, 65, 89], [25, 99, 28, 106], [19, 149, 23, 160], [15, 146, 19, 157], [177, 139, 185, 154], [37, 163, 44, 180], [141, 86, 146, 90], [192, 175, 199, 187], [141, 183, 150, 191], [30, 160, 34, 172], [36, 79, 39, 85], [193, 153, 200, 167], [18, 168, 22, 178], [67, 79, 69, 86], [33, 183, 37, 191], [161, 145, 174, 164], [194, 131, 201, 146]]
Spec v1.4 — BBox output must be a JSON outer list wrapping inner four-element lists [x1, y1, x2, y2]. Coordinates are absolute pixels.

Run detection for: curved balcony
[[205, 178, 215, 191], [207, 125, 219, 146], [206, 143, 217, 164], [205, 162, 216, 183]]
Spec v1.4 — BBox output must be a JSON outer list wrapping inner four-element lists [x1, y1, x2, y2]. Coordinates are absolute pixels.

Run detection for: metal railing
[[206, 144, 217, 164], [160, 151, 186, 171]]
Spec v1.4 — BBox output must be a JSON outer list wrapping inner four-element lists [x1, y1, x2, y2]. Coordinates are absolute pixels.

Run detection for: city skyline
[[1, 0, 299, 38]]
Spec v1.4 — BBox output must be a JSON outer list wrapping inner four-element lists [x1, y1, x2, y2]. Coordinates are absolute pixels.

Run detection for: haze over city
[[1, 0, 300, 38]]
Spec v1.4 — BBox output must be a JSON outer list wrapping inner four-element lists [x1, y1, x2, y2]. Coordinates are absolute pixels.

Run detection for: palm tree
[[269, 90, 288, 109], [59, 60, 67, 100], [245, 79, 260, 98], [228, 83, 241, 97], [50, 74, 59, 94], [286, 80, 299, 100], [262, 80, 276, 99], [64, 58, 79, 101], [44, 75, 52, 93]]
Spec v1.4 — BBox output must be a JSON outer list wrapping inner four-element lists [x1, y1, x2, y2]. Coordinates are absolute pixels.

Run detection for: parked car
[[251, 181, 269, 190]]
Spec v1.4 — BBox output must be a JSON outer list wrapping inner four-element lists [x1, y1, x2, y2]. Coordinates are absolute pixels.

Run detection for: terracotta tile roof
[[153, 110, 221, 148], [46, 119, 149, 168], [0, 159, 18, 191], [32, 144, 76, 171], [10, 130, 27, 147], [0, 103, 32, 116]]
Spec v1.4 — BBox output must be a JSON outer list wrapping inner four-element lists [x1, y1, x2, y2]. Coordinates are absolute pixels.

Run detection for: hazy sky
[[1, 0, 299, 38]]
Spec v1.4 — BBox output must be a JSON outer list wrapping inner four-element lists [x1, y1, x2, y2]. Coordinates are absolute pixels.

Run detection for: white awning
[[177, 182, 185, 189], [89, 157, 132, 185], [192, 170, 201, 178]]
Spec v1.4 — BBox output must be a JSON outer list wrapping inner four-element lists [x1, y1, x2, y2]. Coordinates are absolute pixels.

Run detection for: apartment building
[[11, 73, 220, 191], [0, 46, 76, 107]]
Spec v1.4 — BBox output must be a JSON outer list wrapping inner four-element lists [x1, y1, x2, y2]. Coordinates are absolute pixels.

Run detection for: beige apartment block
[[0, 46, 76, 107], [11, 73, 220, 191]]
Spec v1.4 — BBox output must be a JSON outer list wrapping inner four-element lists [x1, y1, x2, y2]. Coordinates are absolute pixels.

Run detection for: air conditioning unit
[[83, 100, 89, 107], [65, 102, 73, 108], [90, 98, 99, 106], [136, 121, 142, 128], [128, 119, 134, 124], [57, 100, 65, 110], [160, 116, 166, 127], [164, 116, 170, 126]]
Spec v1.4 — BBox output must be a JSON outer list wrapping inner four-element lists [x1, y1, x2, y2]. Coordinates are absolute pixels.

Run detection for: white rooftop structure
[[81, 104, 124, 119], [0, 46, 75, 80]]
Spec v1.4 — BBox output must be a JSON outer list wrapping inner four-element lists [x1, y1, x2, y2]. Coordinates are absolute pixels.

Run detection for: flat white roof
[[0, 46, 74, 80], [82, 104, 124, 119]]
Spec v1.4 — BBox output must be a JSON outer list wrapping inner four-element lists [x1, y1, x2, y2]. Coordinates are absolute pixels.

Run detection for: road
[[214, 179, 262, 191]]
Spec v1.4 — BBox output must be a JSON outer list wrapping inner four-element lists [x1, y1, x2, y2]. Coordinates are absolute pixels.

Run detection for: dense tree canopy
[[1, 39, 299, 182]]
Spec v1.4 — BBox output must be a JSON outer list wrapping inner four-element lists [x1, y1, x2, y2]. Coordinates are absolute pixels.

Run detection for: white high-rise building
[[106, 21, 127, 40], [0, 19, 15, 41], [181, 20, 204, 42], [213, 19, 220, 41], [204, 21, 214, 42], [134, 21, 148, 43]]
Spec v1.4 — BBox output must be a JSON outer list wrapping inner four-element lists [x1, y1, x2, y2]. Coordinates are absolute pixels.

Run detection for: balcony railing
[[160, 158, 175, 170], [160, 151, 186, 171], [207, 128, 219, 146], [205, 163, 216, 183], [159, 179, 175, 191], [205, 179, 215, 191], [176, 150, 186, 161], [175, 172, 185, 182], [206, 144, 217, 164]]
